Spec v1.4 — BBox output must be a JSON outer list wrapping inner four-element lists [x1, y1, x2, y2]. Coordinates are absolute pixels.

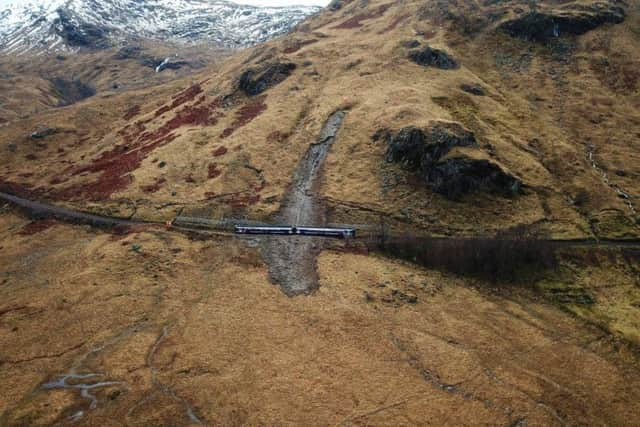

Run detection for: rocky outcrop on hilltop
[[383, 123, 522, 199], [499, 1, 625, 42]]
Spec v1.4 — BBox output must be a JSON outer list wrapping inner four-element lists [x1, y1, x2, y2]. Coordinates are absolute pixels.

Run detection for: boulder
[[408, 46, 459, 70], [460, 83, 486, 96], [31, 127, 58, 139], [428, 157, 522, 199], [499, 2, 625, 42], [238, 62, 297, 96], [382, 122, 521, 199], [385, 122, 477, 170]]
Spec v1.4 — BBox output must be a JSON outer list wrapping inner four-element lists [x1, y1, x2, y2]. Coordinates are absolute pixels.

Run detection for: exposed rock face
[[239, 62, 297, 96], [499, 2, 625, 42], [385, 123, 477, 169], [382, 122, 521, 199], [53, 9, 111, 48], [408, 46, 459, 70], [428, 158, 522, 199]]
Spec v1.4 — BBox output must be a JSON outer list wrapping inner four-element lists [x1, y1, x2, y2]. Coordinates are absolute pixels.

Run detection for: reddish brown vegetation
[[185, 174, 196, 183], [155, 84, 204, 117], [212, 146, 228, 157], [267, 131, 289, 143], [283, 39, 318, 54], [220, 97, 267, 139], [123, 105, 141, 121], [46, 97, 224, 201], [141, 177, 166, 193], [50, 177, 67, 185], [379, 13, 410, 34], [208, 163, 222, 179], [19, 219, 57, 236], [422, 30, 437, 40], [590, 56, 640, 92], [227, 193, 261, 208], [0, 181, 37, 198], [333, 4, 393, 29]]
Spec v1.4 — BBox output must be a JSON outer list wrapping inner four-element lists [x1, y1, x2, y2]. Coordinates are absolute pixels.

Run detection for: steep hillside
[[1, 1, 640, 425], [0, 43, 228, 121], [2, 0, 638, 238]]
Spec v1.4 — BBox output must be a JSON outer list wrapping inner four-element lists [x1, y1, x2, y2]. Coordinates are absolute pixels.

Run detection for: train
[[234, 225, 356, 239]]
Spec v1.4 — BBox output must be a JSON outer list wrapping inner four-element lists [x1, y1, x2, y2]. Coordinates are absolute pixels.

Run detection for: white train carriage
[[295, 227, 356, 239], [234, 225, 295, 235], [234, 225, 356, 238]]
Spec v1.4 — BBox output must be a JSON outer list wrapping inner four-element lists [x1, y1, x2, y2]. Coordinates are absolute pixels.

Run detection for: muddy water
[[263, 111, 345, 296]]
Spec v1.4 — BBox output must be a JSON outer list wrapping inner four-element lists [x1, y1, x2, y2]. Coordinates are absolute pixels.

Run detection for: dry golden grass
[[1, 2, 640, 422], [1, 0, 637, 238], [1, 213, 639, 425]]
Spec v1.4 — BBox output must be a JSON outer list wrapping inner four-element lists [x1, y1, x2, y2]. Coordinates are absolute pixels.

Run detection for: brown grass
[[332, 3, 393, 29]]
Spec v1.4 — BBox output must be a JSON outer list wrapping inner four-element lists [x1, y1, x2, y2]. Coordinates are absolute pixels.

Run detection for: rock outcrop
[[499, 2, 625, 42], [239, 62, 297, 96], [382, 122, 521, 199], [408, 46, 459, 70]]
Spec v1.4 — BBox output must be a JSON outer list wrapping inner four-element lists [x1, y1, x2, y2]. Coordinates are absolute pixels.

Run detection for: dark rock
[[158, 161, 167, 168], [31, 127, 58, 139], [371, 128, 391, 143], [55, 55, 66, 61], [401, 40, 421, 49], [382, 122, 521, 199], [238, 62, 297, 96], [428, 157, 522, 199], [499, 2, 625, 42], [385, 122, 477, 170], [328, 0, 343, 11], [460, 83, 486, 96], [50, 78, 96, 106], [52, 9, 111, 48], [7, 143, 17, 152], [408, 45, 459, 69]]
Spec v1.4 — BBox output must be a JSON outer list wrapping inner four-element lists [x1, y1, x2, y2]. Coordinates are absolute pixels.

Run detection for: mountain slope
[[2, 0, 638, 238], [0, 0, 320, 54], [1, 1, 640, 425]]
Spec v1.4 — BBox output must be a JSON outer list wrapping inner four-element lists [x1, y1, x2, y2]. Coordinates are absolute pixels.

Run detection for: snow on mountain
[[0, 0, 321, 55]]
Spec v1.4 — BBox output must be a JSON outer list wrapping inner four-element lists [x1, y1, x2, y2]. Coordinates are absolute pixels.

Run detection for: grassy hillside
[[1, 0, 638, 239], [1, 1, 640, 424]]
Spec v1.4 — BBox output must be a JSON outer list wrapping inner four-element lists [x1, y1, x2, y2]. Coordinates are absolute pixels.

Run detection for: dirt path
[[263, 110, 346, 296]]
